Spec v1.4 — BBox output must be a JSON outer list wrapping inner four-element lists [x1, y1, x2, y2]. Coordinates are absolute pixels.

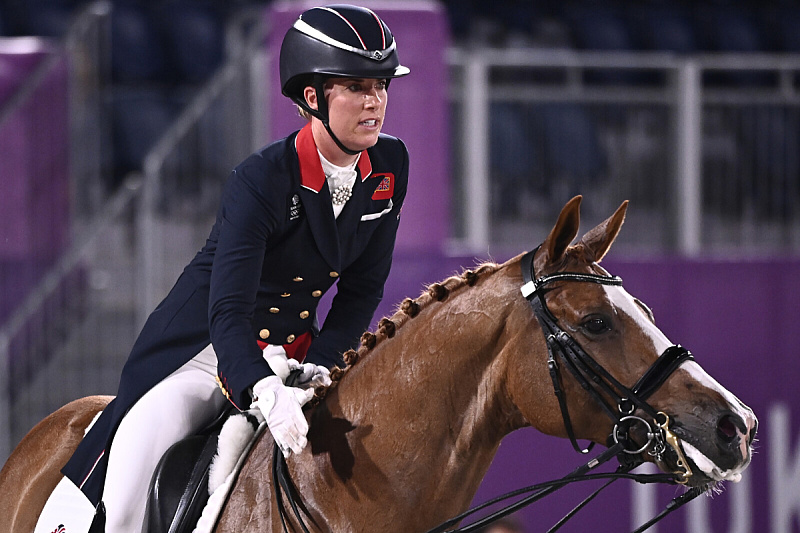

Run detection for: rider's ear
[[304, 86, 319, 111], [579, 200, 628, 263], [541, 195, 582, 267]]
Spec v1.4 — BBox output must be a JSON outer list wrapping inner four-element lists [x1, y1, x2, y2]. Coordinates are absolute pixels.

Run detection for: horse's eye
[[583, 316, 610, 334]]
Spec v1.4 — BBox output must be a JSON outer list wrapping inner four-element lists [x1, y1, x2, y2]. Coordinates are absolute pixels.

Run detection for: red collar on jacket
[[295, 123, 373, 192]]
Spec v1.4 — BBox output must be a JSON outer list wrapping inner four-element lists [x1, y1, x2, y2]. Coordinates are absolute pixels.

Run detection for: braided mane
[[309, 262, 500, 406]]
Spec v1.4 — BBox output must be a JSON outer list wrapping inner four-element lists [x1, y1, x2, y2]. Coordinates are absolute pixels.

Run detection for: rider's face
[[306, 78, 388, 164]]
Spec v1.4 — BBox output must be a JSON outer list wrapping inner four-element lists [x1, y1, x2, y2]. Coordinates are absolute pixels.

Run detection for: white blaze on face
[[606, 285, 673, 355], [606, 285, 756, 482], [679, 361, 755, 481]]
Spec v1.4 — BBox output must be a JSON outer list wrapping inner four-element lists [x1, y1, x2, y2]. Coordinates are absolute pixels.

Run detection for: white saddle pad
[[32, 410, 263, 533], [34, 476, 95, 533], [34, 411, 103, 533], [193, 410, 265, 533]]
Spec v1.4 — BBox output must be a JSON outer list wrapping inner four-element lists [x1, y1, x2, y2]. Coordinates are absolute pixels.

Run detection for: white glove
[[262, 343, 331, 389], [252, 375, 314, 457], [286, 359, 332, 389], [262, 345, 291, 382]]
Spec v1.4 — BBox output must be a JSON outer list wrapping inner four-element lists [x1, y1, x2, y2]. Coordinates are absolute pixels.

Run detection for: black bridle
[[425, 248, 701, 533], [274, 248, 703, 533], [520, 248, 695, 469]]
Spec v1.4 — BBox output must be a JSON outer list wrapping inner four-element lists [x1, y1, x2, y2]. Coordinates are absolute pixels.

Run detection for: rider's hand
[[287, 359, 332, 389], [251, 375, 314, 457], [263, 344, 331, 389], [262, 345, 291, 382]]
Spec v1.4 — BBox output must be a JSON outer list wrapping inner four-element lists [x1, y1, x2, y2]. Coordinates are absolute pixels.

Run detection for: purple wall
[[0, 38, 70, 322], [265, 1, 451, 253], [0, 40, 51, 106], [368, 253, 800, 532]]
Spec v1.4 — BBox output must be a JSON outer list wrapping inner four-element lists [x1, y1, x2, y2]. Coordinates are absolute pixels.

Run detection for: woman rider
[[61, 4, 410, 531]]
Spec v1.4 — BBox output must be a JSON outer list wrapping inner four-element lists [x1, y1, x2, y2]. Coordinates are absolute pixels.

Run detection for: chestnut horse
[[0, 197, 757, 533]]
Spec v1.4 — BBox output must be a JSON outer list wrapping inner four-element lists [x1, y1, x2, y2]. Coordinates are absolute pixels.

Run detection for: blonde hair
[[296, 104, 313, 122], [296, 78, 336, 122]]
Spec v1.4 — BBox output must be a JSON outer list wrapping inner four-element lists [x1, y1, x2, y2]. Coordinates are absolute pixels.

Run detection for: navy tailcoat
[[62, 124, 409, 504]]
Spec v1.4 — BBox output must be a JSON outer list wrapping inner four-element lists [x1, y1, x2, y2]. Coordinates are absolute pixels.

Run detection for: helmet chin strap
[[322, 121, 361, 156], [293, 78, 362, 157]]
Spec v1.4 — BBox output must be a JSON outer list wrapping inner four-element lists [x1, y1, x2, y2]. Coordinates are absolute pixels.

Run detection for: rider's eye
[[583, 316, 610, 334]]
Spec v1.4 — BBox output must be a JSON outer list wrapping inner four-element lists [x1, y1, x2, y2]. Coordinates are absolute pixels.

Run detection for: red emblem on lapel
[[372, 174, 394, 200]]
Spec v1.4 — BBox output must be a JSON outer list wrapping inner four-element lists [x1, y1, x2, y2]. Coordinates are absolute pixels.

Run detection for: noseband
[[520, 248, 694, 482]]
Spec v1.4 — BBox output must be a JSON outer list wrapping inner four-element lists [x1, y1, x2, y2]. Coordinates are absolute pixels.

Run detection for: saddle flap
[[146, 434, 218, 533], [145, 406, 234, 533]]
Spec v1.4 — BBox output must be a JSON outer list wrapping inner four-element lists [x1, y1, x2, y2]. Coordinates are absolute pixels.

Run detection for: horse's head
[[506, 196, 757, 489]]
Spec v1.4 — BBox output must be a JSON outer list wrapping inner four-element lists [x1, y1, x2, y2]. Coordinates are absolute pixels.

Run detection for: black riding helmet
[[280, 4, 410, 155]]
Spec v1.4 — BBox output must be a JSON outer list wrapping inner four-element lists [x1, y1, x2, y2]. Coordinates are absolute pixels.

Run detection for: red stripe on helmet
[[323, 7, 367, 50], [366, 8, 387, 49]]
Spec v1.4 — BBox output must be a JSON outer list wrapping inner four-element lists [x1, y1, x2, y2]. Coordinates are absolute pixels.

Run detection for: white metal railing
[[447, 48, 800, 256], [137, 11, 267, 324], [65, 1, 112, 221], [0, 47, 67, 462], [0, 1, 113, 463], [0, 7, 265, 464], [674, 60, 702, 255], [0, 177, 141, 462]]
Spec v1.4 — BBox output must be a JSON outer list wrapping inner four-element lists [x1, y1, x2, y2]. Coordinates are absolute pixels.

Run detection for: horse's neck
[[332, 270, 517, 505]]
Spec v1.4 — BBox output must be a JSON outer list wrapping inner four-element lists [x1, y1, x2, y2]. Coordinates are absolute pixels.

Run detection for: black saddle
[[144, 406, 236, 533], [143, 369, 302, 533]]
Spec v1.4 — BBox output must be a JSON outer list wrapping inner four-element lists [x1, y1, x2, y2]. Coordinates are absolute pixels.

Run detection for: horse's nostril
[[717, 414, 739, 443]]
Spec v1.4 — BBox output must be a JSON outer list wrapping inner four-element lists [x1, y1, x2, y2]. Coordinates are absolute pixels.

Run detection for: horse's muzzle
[[673, 405, 758, 486]]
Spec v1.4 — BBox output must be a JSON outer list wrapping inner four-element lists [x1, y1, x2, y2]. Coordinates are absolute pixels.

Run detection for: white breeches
[[102, 344, 228, 533]]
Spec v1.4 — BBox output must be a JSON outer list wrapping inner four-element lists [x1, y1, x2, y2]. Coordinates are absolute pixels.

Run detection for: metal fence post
[[673, 60, 703, 256], [0, 332, 10, 464], [463, 51, 491, 252], [137, 163, 159, 330]]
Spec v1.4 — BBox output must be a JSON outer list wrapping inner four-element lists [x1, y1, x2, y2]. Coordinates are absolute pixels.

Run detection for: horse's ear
[[540, 195, 582, 267], [579, 200, 628, 263]]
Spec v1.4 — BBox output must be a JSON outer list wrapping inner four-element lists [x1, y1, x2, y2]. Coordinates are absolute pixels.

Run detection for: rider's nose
[[364, 88, 382, 107]]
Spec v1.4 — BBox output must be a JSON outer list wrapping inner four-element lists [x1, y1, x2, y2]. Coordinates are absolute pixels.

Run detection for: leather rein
[[272, 248, 704, 533]]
